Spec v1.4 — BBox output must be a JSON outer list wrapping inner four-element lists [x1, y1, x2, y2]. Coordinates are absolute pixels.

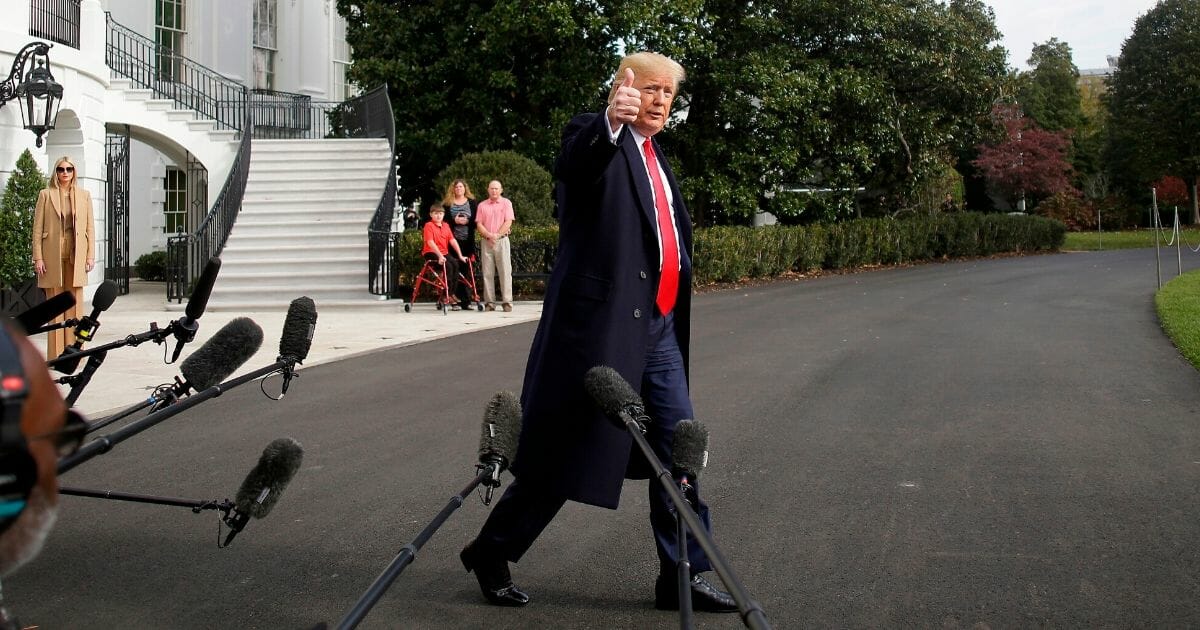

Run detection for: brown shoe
[[502, 303, 513, 312], [485, 303, 496, 311]]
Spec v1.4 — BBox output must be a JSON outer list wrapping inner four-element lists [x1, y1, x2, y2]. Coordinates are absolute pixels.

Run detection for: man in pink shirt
[[475, 180, 516, 311]]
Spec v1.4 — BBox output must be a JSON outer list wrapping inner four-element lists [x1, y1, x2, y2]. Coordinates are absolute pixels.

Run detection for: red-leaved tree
[[1153, 175, 1190, 207], [973, 104, 1077, 208]]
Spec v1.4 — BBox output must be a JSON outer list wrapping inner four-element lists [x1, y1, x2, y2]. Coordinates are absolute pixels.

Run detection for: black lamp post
[[1, 42, 64, 147]]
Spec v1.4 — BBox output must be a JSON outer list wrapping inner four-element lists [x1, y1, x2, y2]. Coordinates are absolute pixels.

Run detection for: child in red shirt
[[422, 204, 468, 309]]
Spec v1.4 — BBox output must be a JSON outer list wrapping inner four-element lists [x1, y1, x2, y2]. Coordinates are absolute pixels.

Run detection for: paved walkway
[[38, 280, 542, 416]]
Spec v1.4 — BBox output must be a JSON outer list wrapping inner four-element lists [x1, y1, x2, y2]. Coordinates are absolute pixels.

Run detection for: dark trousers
[[474, 310, 714, 574], [423, 253, 459, 304]]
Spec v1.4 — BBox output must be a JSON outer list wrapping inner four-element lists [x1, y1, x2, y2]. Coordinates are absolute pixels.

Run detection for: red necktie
[[643, 139, 678, 315]]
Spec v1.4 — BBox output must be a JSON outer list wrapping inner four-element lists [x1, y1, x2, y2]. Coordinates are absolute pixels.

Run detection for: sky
[[988, 0, 1160, 71]]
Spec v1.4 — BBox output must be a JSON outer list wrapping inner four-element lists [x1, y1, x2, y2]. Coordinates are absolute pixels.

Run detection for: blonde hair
[[607, 52, 686, 104], [442, 178, 475, 206], [49, 156, 77, 190]]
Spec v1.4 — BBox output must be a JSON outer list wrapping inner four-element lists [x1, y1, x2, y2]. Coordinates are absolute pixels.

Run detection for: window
[[331, 15, 354, 101], [155, 0, 185, 82], [253, 0, 278, 90], [163, 167, 188, 234]]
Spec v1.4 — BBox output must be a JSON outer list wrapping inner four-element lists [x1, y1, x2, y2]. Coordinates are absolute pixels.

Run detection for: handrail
[[353, 85, 398, 296], [30, 0, 81, 49], [165, 88, 253, 302], [105, 13, 247, 131]]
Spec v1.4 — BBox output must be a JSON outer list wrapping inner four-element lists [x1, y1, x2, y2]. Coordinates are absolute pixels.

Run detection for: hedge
[[389, 212, 1065, 291]]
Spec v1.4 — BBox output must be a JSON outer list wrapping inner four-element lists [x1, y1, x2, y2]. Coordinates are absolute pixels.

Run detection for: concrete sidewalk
[[36, 280, 542, 416]]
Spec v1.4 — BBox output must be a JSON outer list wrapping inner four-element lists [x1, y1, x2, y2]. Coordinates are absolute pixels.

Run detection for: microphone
[[477, 391, 522, 504], [15, 291, 76, 334], [169, 257, 221, 362], [277, 296, 317, 397], [162, 317, 264, 407], [53, 280, 119, 374], [671, 419, 709, 498], [222, 437, 304, 547], [583, 365, 650, 433]]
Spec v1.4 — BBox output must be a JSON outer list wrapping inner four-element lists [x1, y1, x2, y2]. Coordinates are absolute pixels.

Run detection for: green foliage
[[634, 0, 1009, 226], [1018, 39, 1084, 132], [0, 150, 44, 288], [1106, 0, 1200, 220], [435, 151, 555, 227], [336, 0, 622, 206], [1156, 270, 1200, 371], [134, 251, 168, 281]]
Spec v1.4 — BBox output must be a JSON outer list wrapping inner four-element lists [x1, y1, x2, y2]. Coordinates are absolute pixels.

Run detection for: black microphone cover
[[583, 366, 644, 423], [184, 257, 221, 322], [92, 280, 119, 313], [479, 391, 521, 470], [15, 291, 75, 333], [671, 419, 709, 480], [234, 437, 304, 519], [179, 317, 264, 390], [279, 296, 317, 363]]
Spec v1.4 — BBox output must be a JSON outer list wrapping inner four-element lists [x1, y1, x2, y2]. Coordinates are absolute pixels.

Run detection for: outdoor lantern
[[0, 42, 64, 148]]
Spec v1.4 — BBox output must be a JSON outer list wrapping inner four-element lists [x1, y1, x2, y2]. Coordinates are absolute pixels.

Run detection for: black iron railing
[[166, 93, 252, 302], [352, 85, 398, 296], [106, 13, 247, 131], [29, 0, 80, 49]]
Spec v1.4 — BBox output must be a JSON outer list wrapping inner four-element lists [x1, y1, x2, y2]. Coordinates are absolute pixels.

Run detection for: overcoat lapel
[[620, 130, 658, 232], [49, 186, 63, 218]]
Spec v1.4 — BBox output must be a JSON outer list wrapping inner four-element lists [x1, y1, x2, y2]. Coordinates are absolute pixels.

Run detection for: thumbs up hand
[[607, 67, 641, 132]]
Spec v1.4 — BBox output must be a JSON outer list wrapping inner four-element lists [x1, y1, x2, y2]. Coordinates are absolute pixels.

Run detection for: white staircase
[[206, 138, 394, 310]]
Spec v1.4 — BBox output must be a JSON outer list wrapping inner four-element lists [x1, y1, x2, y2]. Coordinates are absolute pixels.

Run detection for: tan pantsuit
[[32, 185, 95, 358]]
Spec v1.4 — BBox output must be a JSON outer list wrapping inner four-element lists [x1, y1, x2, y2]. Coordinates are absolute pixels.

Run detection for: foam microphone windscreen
[[179, 317, 264, 390], [92, 280, 119, 312], [671, 420, 709, 480], [234, 437, 304, 519], [583, 366, 643, 421], [279, 296, 317, 363], [479, 391, 522, 470], [15, 291, 75, 333]]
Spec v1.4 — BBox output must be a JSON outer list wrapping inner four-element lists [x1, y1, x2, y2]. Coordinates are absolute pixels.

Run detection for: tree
[[0, 150, 44, 288], [972, 104, 1076, 208], [1107, 0, 1200, 222], [336, 1, 625, 207], [1018, 39, 1084, 132], [629, 0, 1010, 225]]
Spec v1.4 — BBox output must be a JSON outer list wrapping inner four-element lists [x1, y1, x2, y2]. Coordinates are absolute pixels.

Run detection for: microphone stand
[[58, 359, 292, 475], [59, 486, 233, 515], [45, 322, 176, 372], [615, 409, 771, 630], [675, 478, 695, 630], [60, 349, 107, 406], [26, 318, 79, 335], [336, 463, 502, 630]]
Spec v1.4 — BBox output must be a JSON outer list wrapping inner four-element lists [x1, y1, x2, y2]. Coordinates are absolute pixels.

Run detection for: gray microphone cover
[[279, 296, 317, 363], [583, 366, 643, 419], [479, 391, 522, 470], [180, 317, 264, 390], [234, 437, 304, 519], [671, 419, 709, 479]]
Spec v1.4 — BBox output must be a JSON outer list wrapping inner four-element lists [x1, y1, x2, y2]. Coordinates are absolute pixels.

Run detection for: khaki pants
[[480, 236, 513, 306]]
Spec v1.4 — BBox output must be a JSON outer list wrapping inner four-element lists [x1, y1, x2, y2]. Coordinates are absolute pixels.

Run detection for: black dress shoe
[[460, 541, 530, 607], [654, 572, 738, 613]]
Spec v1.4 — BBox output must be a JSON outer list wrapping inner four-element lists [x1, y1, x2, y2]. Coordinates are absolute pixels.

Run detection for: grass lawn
[[1156, 270, 1200, 371], [1064, 229, 1200, 251]]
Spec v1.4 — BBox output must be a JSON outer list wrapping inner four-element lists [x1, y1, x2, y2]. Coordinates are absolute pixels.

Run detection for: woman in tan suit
[[32, 156, 95, 357]]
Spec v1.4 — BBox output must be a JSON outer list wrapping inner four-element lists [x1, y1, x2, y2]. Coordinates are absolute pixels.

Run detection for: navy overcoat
[[512, 111, 694, 509]]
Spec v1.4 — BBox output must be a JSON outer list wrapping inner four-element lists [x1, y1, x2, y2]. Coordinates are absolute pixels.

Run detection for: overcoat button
[[639, 271, 647, 279], [633, 309, 642, 319]]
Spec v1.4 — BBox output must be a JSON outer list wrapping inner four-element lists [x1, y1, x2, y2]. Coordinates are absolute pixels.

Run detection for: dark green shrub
[[0, 150, 44, 288], [435, 151, 555, 226], [134, 251, 168, 281]]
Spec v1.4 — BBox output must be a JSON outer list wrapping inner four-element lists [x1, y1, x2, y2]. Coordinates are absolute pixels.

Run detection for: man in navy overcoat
[[461, 51, 736, 613]]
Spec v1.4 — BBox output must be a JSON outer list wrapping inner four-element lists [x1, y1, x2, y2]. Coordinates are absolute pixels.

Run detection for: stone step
[[243, 177, 382, 192], [213, 258, 366, 274], [241, 190, 379, 205]]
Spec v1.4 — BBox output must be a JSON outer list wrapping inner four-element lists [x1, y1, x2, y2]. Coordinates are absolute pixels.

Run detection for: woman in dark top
[[442, 178, 478, 310]]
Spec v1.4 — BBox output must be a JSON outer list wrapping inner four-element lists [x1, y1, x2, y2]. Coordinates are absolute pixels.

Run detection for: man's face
[[0, 326, 67, 576], [632, 73, 676, 138], [488, 182, 502, 201]]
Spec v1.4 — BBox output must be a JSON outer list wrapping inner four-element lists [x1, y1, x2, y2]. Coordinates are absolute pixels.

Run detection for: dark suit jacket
[[513, 111, 693, 509]]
